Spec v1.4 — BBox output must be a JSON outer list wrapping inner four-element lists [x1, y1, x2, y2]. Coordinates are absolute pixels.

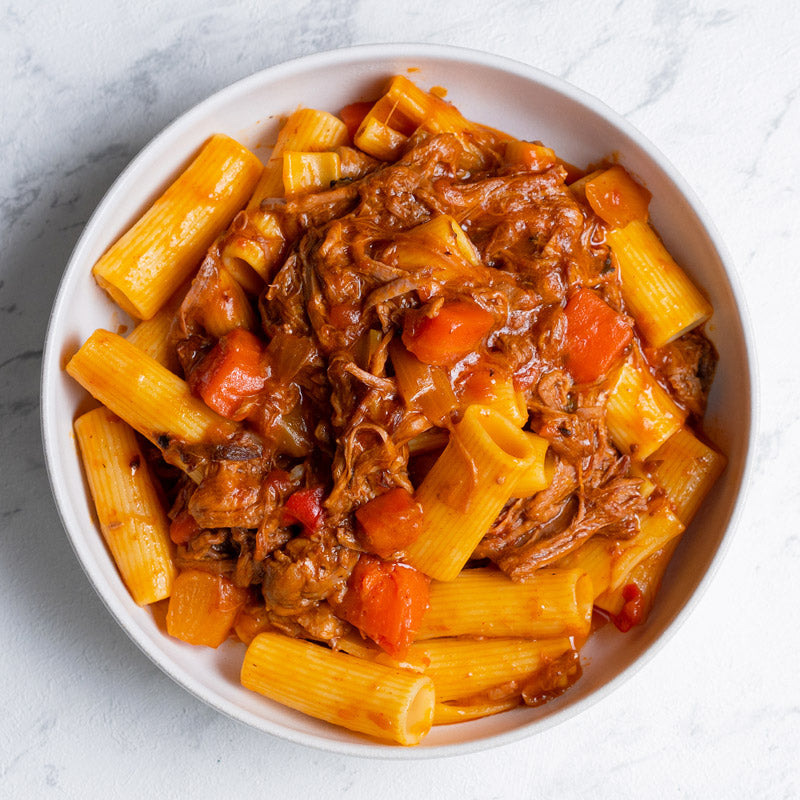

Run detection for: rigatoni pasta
[[283, 151, 343, 195], [125, 279, 189, 371], [74, 407, 176, 605], [556, 506, 685, 602], [433, 697, 519, 725], [405, 405, 551, 581], [93, 134, 262, 320], [643, 427, 727, 524], [241, 633, 435, 746], [65, 75, 725, 745], [218, 109, 350, 293], [246, 108, 349, 209], [417, 568, 592, 640], [607, 219, 712, 347], [402, 637, 577, 703], [605, 359, 687, 459], [591, 538, 680, 628], [66, 329, 239, 469]]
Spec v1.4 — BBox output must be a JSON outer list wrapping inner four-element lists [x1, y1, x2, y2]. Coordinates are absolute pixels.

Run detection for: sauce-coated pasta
[[67, 75, 725, 745]]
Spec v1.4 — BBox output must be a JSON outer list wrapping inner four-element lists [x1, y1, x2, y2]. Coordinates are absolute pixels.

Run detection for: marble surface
[[1, 0, 798, 796]]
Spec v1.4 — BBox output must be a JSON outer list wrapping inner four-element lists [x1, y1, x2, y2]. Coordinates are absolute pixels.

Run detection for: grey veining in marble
[[1, 0, 798, 797]]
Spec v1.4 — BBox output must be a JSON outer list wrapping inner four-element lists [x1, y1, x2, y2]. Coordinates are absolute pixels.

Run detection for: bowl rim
[[40, 41, 757, 759]]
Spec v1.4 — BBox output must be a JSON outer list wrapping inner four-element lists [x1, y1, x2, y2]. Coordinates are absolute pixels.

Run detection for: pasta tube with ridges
[[607, 219, 712, 347], [644, 427, 727, 524], [92, 134, 262, 320], [241, 633, 435, 746], [74, 406, 176, 605], [605, 360, 687, 460], [593, 537, 680, 617], [405, 405, 551, 581], [354, 116, 408, 161], [246, 108, 348, 209], [67, 330, 240, 469], [417, 567, 592, 640], [403, 637, 575, 703], [125, 279, 190, 372], [556, 506, 684, 600]]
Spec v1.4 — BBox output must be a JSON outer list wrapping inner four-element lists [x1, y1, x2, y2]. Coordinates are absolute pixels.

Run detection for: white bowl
[[41, 43, 755, 757]]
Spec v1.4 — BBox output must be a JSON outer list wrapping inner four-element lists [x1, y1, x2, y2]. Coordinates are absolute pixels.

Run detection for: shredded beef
[[175, 529, 237, 576], [162, 118, 716, 670], [265, 602, 353, 645], [649, 330, 718, 418], [261, 530, 359, 615]]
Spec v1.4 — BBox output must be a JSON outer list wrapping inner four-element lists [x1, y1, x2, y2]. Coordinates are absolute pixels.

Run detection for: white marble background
[[1, 0, 798, 797]]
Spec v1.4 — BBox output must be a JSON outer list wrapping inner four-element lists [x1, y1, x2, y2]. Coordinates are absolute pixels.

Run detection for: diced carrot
[[585, 165, 651, 228], [166, 570, 247, 647], [189, 328, 266, 420], [335, 555, 430, 658], [339, 101, 376, 142], [562, 288, 633, 383], [282, 487, 325, 532], [355, 488, 424, 559], [169, 508, 201, 545], [402, 300, 494, 366]]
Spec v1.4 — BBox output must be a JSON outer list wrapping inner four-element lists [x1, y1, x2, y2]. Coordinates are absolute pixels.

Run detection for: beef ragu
[[67, 76, 726, 744], [180, 136, 634, 581]]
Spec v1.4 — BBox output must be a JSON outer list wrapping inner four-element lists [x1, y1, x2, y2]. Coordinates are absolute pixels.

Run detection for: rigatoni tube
[[405, 637, 575, 703], [74, 407, 176, 605], [608, 219, 712, 348], [605, 360, 686, 460], [241, 633, 434, 746], [354, 116, 408, 161], [66, 330, 240, 469], [417, 568, 592, 641], [384, 74, 473, 135], [405, 405, 551, 581], [247, 108, 348, 208], [282, 151, 342, 195], [644, 427, 727, 524], [125, 279, 190, 371], [433, 697, 520, 725], [555, 505, 684, 601], [609, 506, 684, 593], [593, 537, 680, 620], [93, 134, 263, 320]]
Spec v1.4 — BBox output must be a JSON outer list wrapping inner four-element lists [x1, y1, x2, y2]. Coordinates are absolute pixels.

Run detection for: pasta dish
[[65, 75, 725, 745]]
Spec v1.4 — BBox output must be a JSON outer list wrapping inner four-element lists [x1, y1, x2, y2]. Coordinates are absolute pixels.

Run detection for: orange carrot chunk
[[189, 328, 266, 420], [584, 165, 651, 229], [335, 555, 430, 658], [563, 288, 633, 383], [166, 570, 247, 647], [355, 488, 424, 559], [339, 101, 376, 142], [402, 300, 494, 366]]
